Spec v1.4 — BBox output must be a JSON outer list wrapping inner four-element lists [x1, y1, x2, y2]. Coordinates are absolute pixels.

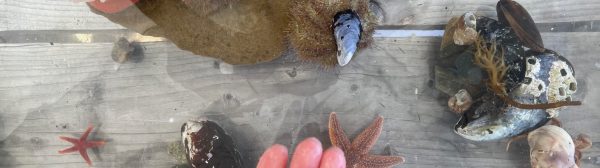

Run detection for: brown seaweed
[[473, 36, 581, 109]]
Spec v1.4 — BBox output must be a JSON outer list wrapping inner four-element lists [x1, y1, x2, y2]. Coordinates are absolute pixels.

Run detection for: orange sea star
[[328, 112, 404, 168]]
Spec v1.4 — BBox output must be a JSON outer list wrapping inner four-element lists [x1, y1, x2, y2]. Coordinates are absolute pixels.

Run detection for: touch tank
[[0, 0, 598, 167]]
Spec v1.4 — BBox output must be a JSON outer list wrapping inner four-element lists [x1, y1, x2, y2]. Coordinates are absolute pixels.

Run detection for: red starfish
[[329, 112, 405, 168], [58, 125, 106, 166]]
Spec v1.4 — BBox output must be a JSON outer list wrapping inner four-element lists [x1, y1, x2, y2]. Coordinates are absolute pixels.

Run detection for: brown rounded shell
[[288, 0, 378, 67]]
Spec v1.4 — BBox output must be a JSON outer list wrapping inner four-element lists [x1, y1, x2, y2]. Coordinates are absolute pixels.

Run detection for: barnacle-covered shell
[[440, 12, 478, 60], [511, 53, 577, 117], [528, 125, 577, 168], [441, 1, 580, 142], [453, 44, 577, 141], [181, 120, 242, 168], [448, 89, 473, 114], [453, 12, 478, 46]]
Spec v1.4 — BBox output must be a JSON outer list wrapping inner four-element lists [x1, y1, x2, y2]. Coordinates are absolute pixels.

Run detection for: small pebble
[[219, 63, 234, 74]]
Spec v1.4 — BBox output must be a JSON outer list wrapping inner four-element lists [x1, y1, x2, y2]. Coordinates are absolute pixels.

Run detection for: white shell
[[547, 60, 577, 102], [517, 57, 545, 98], [513, 55, 577, 117]]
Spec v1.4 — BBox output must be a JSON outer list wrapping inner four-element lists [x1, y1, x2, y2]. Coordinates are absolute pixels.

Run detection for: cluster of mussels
[[437, 0, 591, 167]]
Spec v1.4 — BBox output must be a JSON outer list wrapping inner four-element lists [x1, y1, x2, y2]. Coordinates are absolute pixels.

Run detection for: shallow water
[[0, 0, 599, 167]]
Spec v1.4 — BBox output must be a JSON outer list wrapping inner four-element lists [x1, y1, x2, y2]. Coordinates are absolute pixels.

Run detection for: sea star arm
[[80, 125, 94, 141], [329, 112, 352, 151], [85, 140, 106, 148], [59, 136, 80, 144], [358, 155, 405, 168], [351, 115, 383, 155], [58, 146, 79, 154], [79, 147, 93, 166]]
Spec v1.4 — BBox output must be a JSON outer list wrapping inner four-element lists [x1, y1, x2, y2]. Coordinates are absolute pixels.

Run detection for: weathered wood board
[[0, 0, 124, 31], [1, 32, 599, 167], [2, 0, 600, 31], [379, 0, 600, 26]]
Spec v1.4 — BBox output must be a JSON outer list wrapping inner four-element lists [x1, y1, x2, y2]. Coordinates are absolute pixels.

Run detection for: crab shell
[[181, 120, 242, 168], [528, 125, 578, 168]]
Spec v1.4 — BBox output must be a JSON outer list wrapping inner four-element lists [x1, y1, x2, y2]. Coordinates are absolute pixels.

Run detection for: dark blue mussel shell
[[454, 94, 550, 141]]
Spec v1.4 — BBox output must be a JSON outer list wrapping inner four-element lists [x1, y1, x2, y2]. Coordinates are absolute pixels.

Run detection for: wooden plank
[[0, 0, 123, 31], [1, 32, 599, 167], [380, 0, 600, 25], [1, 0, 600, 31]]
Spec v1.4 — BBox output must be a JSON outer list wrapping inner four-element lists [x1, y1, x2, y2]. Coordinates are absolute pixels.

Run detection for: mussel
[[289, 0, 380, 67]]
